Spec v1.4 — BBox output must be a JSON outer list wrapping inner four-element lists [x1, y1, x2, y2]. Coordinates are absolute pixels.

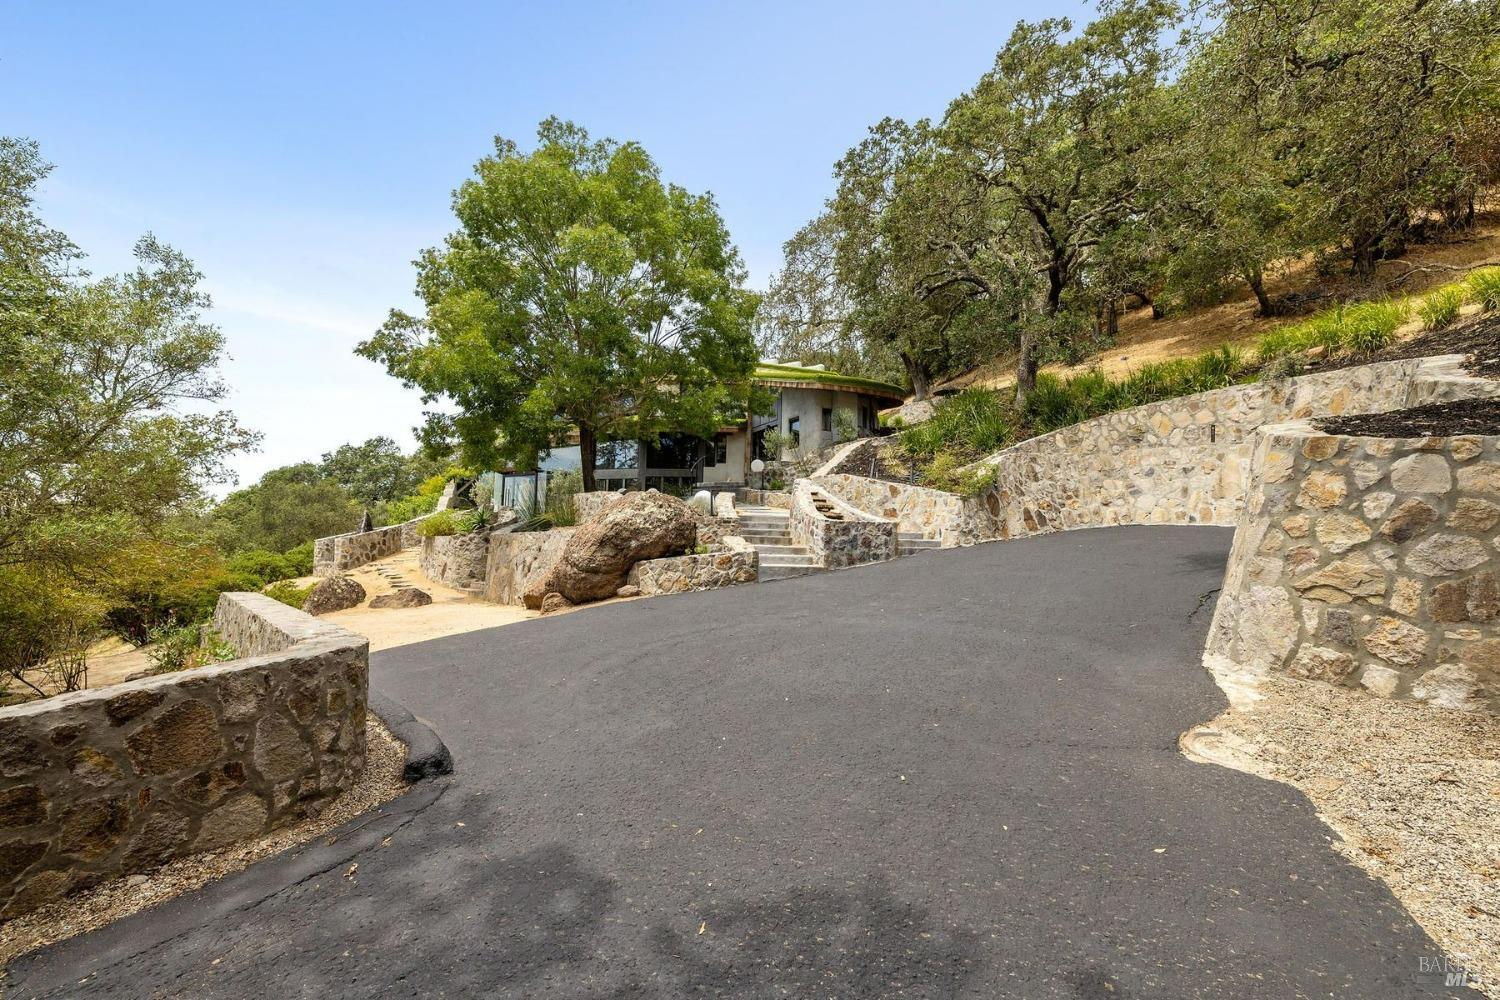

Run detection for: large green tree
[[0, 138, 256, 674], [318, 435, 441, 509], [1198, 0, 1500, 277], [359, 119, 761, 492]]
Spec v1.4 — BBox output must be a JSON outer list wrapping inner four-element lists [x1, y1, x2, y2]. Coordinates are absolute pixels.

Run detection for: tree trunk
[[1246, 270, 1273, 317], [902, 351, 932, 401], [1014, 327, 1039, 409], [579, 426, 597, 493]]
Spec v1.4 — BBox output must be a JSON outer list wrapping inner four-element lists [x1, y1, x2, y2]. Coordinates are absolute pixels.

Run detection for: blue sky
[[4, 0, 1051, 489]]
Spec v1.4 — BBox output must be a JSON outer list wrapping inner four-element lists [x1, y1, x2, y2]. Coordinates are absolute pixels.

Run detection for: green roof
[[752, 364, 907, 402]]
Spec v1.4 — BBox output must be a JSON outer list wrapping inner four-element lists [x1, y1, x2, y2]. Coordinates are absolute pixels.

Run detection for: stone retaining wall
[[1207, 423, 1500, 713], [818, 355, 1500, 546], [790, 482, 896, 569], [419, 530, 491, 592], [626, 537, 759, 596], [739, 489, 793, 510], [314, 517, 429, 575], [484, 528, 576, 606], [812, 472, 970, 544], [0, 593, 368, 917]]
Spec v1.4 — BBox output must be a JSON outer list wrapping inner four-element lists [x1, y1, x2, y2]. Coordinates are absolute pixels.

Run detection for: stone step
[[758, 564, 822, 582], [751, 544, 810, 557], [740, 531, 792, 541]]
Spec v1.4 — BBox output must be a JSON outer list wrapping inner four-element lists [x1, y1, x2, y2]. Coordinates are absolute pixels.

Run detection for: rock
[[1405, 533, 1488, 577], [1324, 608, 1356, 646], [1301, 436, 1340, 461], [1281, 515, 1309, 538], [615, 585, 641, 599], [0, 786, 46, 830], [303, 575, 366, 615], [193, 792, 269, 851], [1361, 493, 1395, 519], [1457, 461, 1500, 494], [1411, 663, 1483, 711], [253, 713, 312, 782], [369, 588, 432, 609], [539, 592, 573, 615], [1314, 513, 1371, 553], [125, 700, 224, 776], [1237, 586, 1298, 668], [1388, 453, 1452, 494], [66, 748, 123, 787], [1296, 470, 1347, 509], [528, 492, 698, 604], [1390, 577, 1422, 616], [1466, 572, 1500, 621], [56, 795, 130, 860], [121, 808, 189, 870], [1359, 664, 1402, 698], [126, 874, 149, 888], [1379, 499, 1437, 543], [1449, 497, 1500, 530], [1361, 617, 1431, 666], [104, 689, 165, 727], [1287, 645, 1356, 682], [1293, 554, 1387, 603]]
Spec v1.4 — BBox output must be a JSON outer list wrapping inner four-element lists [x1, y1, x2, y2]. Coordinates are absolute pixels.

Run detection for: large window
[[709, 434, 728, 466], [787, 416, 800, 448], [821, 408, 833, 433]]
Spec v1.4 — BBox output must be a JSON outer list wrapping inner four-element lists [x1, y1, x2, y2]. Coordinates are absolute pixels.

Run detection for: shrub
[[416, 509, 462, 538], [900, 389, 1015, 459], [283, 541, 314, 576], [1469, 267, 1500, 312], [145, 621, 236, 675], [226, 549, 298, 584], [1341, 299, 1405, 355], [1418, 286, 1466, 330], [264, 580, 313, 609], [385, 491, 439, 524]]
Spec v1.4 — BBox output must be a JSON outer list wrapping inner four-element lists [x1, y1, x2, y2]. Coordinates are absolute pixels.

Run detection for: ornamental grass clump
[[1469, 267, 1500, 312], [1418, 285, 1466, 330]]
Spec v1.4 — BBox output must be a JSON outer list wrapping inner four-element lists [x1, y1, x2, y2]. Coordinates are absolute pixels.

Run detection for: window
[[787, 417, 800, 448], [709, 435, 728, 466], [821, 408, 833, 432]]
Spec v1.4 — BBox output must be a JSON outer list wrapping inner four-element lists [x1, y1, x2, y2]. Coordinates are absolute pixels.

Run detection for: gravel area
[[1185, 676, 1500, 995], [0, 716, 408, 969]]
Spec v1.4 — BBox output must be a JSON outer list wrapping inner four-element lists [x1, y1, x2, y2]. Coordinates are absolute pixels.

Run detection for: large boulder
[[303, 575, 366, 615], [525, 491, 697, 606], [369, 588, 432, 610]]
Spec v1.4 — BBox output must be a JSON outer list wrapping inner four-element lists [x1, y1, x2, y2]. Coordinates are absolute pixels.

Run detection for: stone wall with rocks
[[811, 473, 972, 544], [0, 593, 368, 918], [1207, 423, 1500, 713], [483, 528, 576, 606], [818, 356, 1500, 547], [419, 530, 491, 592], [314, 517, 429, 575], [790, 482, 896, 569], [625, 537, 759, 597]]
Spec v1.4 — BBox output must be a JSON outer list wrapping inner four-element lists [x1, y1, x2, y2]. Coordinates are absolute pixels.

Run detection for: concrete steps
[[897, 532, 942, 557], [737, 505, 822, 581]]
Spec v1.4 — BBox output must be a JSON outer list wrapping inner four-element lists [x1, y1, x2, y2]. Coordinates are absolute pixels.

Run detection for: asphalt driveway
[[6, 527, 1474, 998]]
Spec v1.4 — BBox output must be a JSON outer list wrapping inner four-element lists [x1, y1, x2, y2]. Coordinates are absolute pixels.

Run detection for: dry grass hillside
[[942, 213, 1500, 393]]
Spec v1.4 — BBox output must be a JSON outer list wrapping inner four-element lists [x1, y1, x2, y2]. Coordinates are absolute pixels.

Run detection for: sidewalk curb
[[369, 690, 454, 781]]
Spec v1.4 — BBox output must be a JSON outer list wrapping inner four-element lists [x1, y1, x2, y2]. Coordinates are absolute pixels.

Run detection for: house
[[492, 363, 906, 498]]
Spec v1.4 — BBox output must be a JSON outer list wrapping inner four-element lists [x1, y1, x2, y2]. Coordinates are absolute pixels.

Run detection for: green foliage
[[899, 389, 1016, 462], [209, 464, 359, 553], [145, 622, 236, 676], [417, 509, 462, 538], [920, 454, 1000, 497], [358, 118, 761, 492], [1469, 267, 1500, 312], [225, 549, 299, 585], [318, 437, 442, 509], [263, 580, 313, 610], [283, 541, 314, 577], [1418, 286, 1466, 331]]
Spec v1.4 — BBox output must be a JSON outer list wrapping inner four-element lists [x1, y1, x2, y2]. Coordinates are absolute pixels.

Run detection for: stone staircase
[[897, 532, 942, 557], [736, 505, 822, 581]]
